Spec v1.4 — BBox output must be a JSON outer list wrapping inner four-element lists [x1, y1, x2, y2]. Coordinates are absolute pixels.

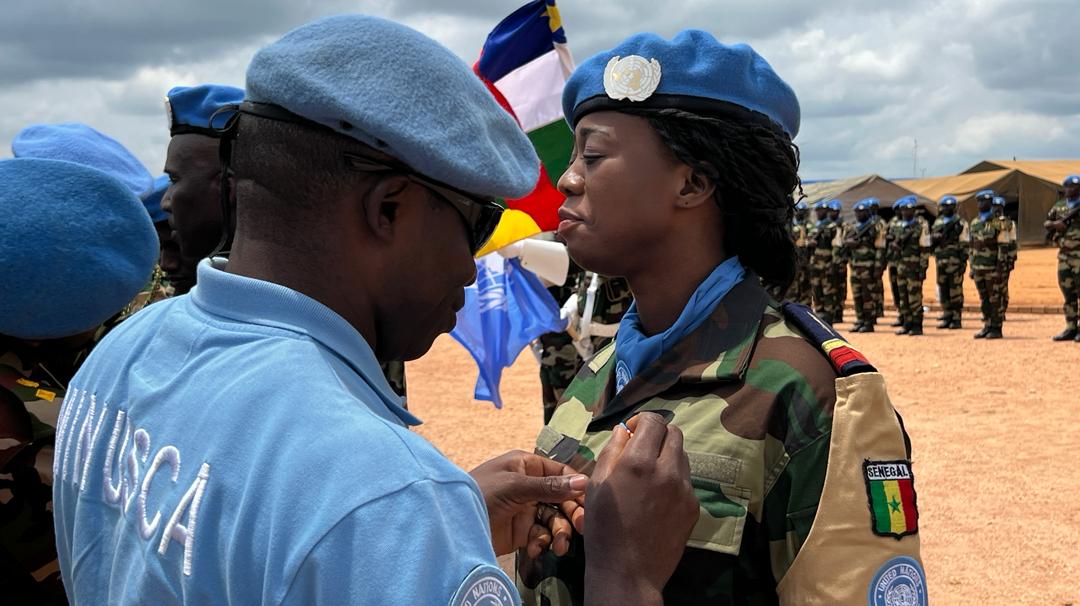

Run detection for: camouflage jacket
[[575, 274, 632, 326], [1047, 200, 1080, 260], [808, 221, 837, 263], [931, 216, 970, 260], [518, 278, 921, 605], [969, 215, 1008, 271], [884, 217, 905, 265], [0, 343, 83, 605], [844, 219, 886, 267], [895, 218, 931, 272], [872, 216, 888, 267], [831, 221, 850, 265]]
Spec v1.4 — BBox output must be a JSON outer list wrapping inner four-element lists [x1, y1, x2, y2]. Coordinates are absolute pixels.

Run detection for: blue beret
[[863, 197, 880, 208], [992, 196, 1006, 206], [976, 189, 995, 200], [853, 200, 868, 211], [563, 30, 800, 138], [167, 84, 245, 137], [939, 195, 958, 206], [144, 175, 170, 223], [897, 197, 917, 210], [827, 199, 842, 211], [1063, 175, 1080, 187], [244, 14, 538, 198], [0, 158, 158, 340], [11, 123, 153, 199], [794, 200, 808, 211], [813, 200, 829, 210]]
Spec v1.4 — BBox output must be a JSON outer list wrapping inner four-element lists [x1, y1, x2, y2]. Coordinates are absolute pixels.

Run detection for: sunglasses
[[343, 153, 503, 254]]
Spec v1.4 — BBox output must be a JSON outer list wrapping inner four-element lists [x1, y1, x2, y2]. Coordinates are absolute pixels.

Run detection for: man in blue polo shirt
[[52, 14, 698, 606]]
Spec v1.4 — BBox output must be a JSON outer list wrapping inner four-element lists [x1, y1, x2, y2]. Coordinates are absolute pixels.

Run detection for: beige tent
[[801, 175, 935, 221], [898, 159, 1080, 246]]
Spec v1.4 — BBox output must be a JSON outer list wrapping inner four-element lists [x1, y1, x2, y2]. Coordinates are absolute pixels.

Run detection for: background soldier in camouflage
[[809, 201, 840, 322], [828, 199, 849, 323], [1045, 174, 1080, 341], [538, 269, 631, 422], [931, 196, 969, 329], [885, 198, 906, 327], [868, 198, 888, 319], [0, 158, 159, 605], [969, 190, 1007, 339], [789, 200, 814, 306], [992, 196, 1018, 321], [846, 199, 886, 332], [892, 197, 931, 335]]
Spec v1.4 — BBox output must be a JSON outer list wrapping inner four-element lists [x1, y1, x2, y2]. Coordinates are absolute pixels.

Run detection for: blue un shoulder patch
[[868, 556, 928, 606], [450, 564, 517, 606]]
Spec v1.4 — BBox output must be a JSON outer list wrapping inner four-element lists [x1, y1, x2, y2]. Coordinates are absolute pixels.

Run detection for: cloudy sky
[[0, 0, 1075, 181]]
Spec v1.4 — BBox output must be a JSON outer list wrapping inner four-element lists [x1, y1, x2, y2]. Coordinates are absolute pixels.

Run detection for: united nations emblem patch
[[450, 565, 516, 606], [603, 55, 662, 102], [868, 556, 928, 606], [614, 359, 632, 393]]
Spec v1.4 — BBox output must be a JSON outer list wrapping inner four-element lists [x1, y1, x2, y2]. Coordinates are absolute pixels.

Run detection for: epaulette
[[780, 302, 877, 376]]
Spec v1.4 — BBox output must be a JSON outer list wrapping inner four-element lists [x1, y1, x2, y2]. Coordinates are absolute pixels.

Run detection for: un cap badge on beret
[[164, 97, 174, 130], [604, 55, 662, 102]]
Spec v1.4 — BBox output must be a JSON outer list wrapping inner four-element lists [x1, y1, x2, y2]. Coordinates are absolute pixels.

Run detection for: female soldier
[[519, 30, 926, 605]]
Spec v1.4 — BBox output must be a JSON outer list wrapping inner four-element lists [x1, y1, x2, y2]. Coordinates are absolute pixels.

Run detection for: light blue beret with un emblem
[[866, 198, 880, 209], [562, 29, 800, 138], [166, 84, 245, 137], [11, 122, 154, 200], [813, 200, 829, 210], [143, 174, 171, 223], [1062, 175, 1080, 187], [992, 196, 1005, 207], [976, 189, 995, 200], [827, 199, 842, 211], [938, 195, 957, 207], [897, 196, 917, 210], [0, 158, 159, 340], [853, 199, 870, 211], [243, 14, 539, 198]]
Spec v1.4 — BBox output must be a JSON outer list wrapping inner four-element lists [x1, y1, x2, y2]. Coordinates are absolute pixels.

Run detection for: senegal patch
[[864, 460, 919, 539], [450, 564, 516, 606]]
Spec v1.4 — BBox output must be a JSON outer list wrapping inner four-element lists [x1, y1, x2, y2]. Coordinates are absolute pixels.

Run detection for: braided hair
[[619, 107, 803, 294]]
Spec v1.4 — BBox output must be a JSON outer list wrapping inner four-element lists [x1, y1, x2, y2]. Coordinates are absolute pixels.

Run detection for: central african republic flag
[[473, 0, 574, 256]]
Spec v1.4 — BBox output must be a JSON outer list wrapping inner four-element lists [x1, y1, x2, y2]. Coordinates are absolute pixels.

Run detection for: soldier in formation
[[992, 196, 1018, 321], [809, 200, 840, 322], [885, 198, 906, 327], [845, 199, 886, 332], [828, 199, 849, 324], [969, 190, 1007, 339], [930, 195, 970, 329], [789, 200, 814, 306], [1046, 174, 1080, 341], [891, 197, 932, 335]]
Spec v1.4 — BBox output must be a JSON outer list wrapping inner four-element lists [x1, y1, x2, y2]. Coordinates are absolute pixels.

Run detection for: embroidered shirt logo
[[868, 556, 928, 606], [603, 55, 662, 102], [864, 460, 919, 539], [450, 565, 516, 606], [614, 359, 632, 393]]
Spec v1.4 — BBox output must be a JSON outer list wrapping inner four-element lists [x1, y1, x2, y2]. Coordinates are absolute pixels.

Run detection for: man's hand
[[583, 413, 699, 605], [470, 451, 586, 557]]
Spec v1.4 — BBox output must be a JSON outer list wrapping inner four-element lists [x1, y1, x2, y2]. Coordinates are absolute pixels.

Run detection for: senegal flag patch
[[864, 460, 919, 539]]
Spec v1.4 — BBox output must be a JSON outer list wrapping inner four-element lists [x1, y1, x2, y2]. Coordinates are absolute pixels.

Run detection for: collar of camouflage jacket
[[565, 275, 769, 423]]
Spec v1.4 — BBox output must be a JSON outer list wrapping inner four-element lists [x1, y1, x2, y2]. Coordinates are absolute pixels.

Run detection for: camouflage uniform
[[995, 212, 1018, 318], [0, 340, 91, 605], [892, 216, 932, 333], [808, 218, 840, 323], [871, 213, 889, 318], [788, 219, 813, 306], [885, 215, 905, 326], [518, 278, 923, 604], [1047, 199, 1080, 335], [830, 219, 850, 323], [969, 213, 1008, 336], [538, 273, 632, 423], [931, 214, 970, 328], [845, 216, 886, 331], [379, 360, 408, 399]]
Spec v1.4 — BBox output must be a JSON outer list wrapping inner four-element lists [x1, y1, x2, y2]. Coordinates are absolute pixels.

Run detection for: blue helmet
[[938, 195, 958, 207], [827, 199, 842, 211], [795, 199, 809, 211], [814, 200, 830, 210], [976, 189, 995, 202], [897, 195, 917, 210], [865, 197, 880, 209], [992, 196, 1006, 207], [854, 199, 871, 211], [1063, 175, 1080, 187]]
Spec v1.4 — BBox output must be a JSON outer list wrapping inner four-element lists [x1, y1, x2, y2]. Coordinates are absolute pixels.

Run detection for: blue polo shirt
[[52, 259, 518, 605]]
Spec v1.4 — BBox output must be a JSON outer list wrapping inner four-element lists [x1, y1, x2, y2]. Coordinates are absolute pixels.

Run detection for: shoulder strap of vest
[[780, 302, 877, 376]]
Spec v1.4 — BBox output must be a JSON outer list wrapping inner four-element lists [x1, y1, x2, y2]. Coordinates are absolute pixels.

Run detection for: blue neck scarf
[[979, 210, 993, 221], [940, 214, 957, 224], [613, 256, 746, 393], [1068, 197, 1080, 209]]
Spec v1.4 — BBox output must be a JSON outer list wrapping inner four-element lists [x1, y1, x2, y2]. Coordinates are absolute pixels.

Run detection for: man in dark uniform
[[0, 158, 159, 605]]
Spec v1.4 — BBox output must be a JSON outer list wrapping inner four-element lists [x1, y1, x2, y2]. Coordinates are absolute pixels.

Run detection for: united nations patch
[[868, 556, 927, 606], [864, 460, 919, 539], [614, 360, 632, 393], [450, 564, 517, 606]]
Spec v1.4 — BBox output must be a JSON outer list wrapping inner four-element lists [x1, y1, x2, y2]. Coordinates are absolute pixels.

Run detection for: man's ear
[[359, 174, 412, 245], [675, 164, 717, 210]]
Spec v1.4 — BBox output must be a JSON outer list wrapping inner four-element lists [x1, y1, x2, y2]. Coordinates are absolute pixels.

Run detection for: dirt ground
[[408, 246, 1078, 606]]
